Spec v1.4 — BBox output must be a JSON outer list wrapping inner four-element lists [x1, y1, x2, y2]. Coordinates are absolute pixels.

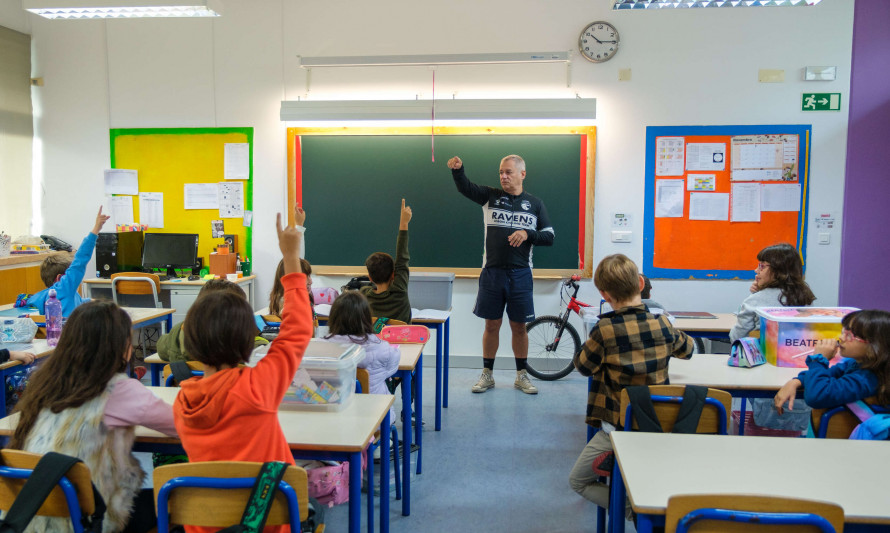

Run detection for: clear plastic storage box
[[755, 306, 859, 368], [250, 338, 365, 411]]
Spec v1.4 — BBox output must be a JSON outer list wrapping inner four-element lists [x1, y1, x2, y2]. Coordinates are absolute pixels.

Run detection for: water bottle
[[45, 289, 63, 347]]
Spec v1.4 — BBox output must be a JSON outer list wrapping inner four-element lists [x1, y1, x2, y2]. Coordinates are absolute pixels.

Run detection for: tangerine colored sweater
[[174, 272, 312, 465]]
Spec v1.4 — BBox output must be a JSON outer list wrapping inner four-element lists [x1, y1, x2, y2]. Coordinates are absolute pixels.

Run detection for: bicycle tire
[[525, 315, 580, 381]]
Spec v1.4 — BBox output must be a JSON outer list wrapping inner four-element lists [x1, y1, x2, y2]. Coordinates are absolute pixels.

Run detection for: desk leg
[[0, 368, 8, 417], [380, 411, 390, 533], [348, 451, 361, 533], [635, 515, 656, 533], [415, 354, 422, 476], [150, 364, 161, 387], [443, 318, 450, 409], [400, 368, 412, 517], [739, 396, 748, 436], [610, 461, 626, 533], [434, 323, 443, 431]]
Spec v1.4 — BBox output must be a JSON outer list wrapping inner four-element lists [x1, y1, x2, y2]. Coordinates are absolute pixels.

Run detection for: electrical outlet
[[611, 231, 632, 243], [818, 233, 830, 245]]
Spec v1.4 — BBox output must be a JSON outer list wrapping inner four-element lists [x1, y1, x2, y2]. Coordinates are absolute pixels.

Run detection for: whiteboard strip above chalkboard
[[280, 98, 596, 122]]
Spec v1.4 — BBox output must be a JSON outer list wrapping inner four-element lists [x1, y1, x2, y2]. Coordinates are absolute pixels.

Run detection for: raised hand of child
[[276, 212, 303, 275], [92, 206, 111, 235], [294, 204, 306, 227], [814, 338, 840, 360], [400, 198, 412, 230], [9, 351, 36, 365], [447, 156, 462, 170], [774, 378, 801, 415]]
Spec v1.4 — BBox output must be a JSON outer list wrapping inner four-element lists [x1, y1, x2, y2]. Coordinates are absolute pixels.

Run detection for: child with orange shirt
[[173, 208, 312, 469]]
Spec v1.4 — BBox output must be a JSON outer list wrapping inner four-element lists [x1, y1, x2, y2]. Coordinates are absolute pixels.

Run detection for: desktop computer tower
[[96, 231, 144, 278]]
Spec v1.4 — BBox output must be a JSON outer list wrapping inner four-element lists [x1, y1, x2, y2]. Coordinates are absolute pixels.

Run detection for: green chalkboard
[[301, 135, 583, 269]]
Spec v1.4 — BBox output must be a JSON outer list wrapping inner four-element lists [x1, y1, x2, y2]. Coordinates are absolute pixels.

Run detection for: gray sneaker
[[514, 369, 538, 394], [471, 368, 495, 393]]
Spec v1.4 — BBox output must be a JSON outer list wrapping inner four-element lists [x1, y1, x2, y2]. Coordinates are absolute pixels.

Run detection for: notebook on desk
[[668, 311, 717, 319], [0, 307, 39, 318]]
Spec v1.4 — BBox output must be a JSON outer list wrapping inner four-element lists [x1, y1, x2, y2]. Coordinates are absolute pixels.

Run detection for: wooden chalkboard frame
[[286, 126, 596, 279]]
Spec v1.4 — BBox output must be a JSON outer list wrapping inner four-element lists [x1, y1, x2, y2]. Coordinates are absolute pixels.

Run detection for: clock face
[[579, 21, 620, 63]]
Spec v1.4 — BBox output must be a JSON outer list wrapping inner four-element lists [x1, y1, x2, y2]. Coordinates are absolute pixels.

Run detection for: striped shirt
[[573, 305, 694, 427]]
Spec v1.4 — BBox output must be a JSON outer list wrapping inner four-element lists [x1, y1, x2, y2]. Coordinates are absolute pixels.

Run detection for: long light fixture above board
[[23, 0, 222, 19], [613, 0, 822, 8]]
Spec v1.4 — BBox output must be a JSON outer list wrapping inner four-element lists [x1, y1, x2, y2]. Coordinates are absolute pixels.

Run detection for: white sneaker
[[471, 368, 495, 393], [514, 369, 538, 394]]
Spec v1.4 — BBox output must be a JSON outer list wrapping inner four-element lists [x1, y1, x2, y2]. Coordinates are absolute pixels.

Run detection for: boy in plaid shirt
[[568, 254, 693, 509]]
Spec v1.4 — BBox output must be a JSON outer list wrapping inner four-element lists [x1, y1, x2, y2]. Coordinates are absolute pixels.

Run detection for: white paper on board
[[218, 182, 244, 218], [656, 137, 685, 176], [224, 143, 250, 180], [243, 211, 253, 228], [138, 192, 164, 228], [689, 192, 729, 221], [104, 169, 138, 195], [655, 179, 685, 218], [686, 143, 726, 171], [761, 183, 801, 212], [731, 183, 761, 222], [184, 183, 220, 209], [103, 195, 134, 228], [687, 174, 716, 191]]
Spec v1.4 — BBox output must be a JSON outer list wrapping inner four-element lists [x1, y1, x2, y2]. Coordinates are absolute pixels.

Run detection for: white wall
[[4, 0, 854, 361]]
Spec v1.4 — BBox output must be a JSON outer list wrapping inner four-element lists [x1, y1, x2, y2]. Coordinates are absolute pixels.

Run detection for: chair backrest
[[153, 461, 309, 532], [619, 385, 731, 434], [356, 368, 370, 396], [0, 449, 96, 522], [110, 273, 161, 308], [665, 494, 844, 533], [371, 317, 407, 327], [811, 397, 888, 438], [162, 362, 206, 387]]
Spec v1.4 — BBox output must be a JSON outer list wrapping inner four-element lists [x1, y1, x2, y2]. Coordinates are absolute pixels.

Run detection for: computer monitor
[[141, 233, 199, 276]]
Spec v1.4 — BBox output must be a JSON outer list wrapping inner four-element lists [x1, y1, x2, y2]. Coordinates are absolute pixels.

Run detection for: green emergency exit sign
[[801, 93, 841, 111]]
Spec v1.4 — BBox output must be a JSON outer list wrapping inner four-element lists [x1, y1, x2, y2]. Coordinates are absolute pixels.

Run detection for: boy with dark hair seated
[[30, 207, 110, 316], [568, 254, 693, 512], [360, 199, 413, 324]]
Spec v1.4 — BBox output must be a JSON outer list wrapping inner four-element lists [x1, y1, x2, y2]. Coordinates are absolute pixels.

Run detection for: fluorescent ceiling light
[[23, 0, 222, 19], [298, 52, 570, 68], [280, 99, 596, 123], [612, 0, 821, 8]]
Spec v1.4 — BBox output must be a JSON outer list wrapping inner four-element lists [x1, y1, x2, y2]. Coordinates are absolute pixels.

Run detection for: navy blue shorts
[[474, 267, 535, 323]]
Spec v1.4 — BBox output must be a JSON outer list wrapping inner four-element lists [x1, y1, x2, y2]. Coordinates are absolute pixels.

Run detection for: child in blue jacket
[[29, 207, 109, 316], [774, 309, 890, 413]]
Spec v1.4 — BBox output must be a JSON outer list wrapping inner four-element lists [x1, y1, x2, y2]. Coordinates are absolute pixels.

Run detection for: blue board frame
[[643, 125, 811, 280]]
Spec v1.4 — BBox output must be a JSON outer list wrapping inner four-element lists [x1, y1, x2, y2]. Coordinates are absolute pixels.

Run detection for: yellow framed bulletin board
[[109, 127, 253, 268]]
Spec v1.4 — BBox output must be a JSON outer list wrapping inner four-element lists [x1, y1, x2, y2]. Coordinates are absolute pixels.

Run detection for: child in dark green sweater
[[361, 199, 413, 324]]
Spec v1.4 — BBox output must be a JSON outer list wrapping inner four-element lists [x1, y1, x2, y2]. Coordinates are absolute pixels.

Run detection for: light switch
[[611, 231, 632, 243], [618, 69, 632, 81], [818, 233, 830, 245]]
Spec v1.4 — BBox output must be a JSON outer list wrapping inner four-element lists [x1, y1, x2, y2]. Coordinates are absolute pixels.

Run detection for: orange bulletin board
[[643, 125, 811, 280], [109, 128, 253, 268]]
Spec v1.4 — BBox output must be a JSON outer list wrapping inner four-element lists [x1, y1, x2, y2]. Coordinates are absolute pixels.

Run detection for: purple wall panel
[[839, 0, 890, 308]]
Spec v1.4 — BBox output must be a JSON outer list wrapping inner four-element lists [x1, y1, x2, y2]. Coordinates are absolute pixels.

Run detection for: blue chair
[[162, 362, 205, 387], [665, 494, 844, 532], [811, 400, 890, 439], [0, 450, 98, 533], [153, 461, 308, 533], [356, 368, 402, 503], [597, 385, 732, 533]]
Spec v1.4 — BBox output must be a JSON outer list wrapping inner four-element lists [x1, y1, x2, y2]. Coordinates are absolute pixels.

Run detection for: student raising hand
[[91, 206, 111, 235], [276, 211, 304, 275]]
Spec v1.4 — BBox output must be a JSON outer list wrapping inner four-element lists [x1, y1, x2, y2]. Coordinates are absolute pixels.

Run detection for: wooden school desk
[[317, 308, 452, 432], [668, 353, 801, 434], [0, 388, 396, 533], [82, 275, 257, 324], [610, 432, 890, 533], [0, 306, 175, 416], [671, 312, 737, 353]]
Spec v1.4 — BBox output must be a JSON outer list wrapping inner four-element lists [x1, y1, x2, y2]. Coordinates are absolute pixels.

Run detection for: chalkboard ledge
[[313, 265, 587, 280]]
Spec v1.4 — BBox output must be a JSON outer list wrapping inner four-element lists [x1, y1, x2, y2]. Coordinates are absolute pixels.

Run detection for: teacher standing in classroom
[[447, 155, 555, 395]]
